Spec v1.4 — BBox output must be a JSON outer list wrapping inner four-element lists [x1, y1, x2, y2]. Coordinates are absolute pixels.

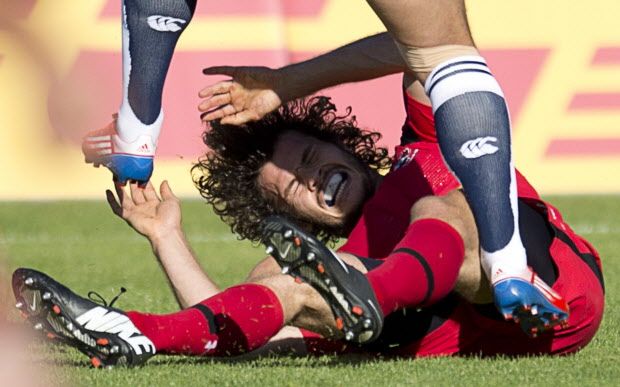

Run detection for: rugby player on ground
[[198, 0, 548, 327], [14, 64, 603, 367], [200, 29, 576, 330], [80, 0, 561, 328]]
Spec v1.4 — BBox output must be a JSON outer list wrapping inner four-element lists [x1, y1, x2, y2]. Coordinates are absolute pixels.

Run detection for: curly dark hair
[[192, 96, 391, 244]]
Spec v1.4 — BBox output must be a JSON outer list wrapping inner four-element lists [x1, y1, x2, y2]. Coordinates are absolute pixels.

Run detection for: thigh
[[366, 0, 474, 47]]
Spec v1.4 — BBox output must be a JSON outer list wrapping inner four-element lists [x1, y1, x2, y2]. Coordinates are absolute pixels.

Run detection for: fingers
[[200, 104, 238, 122], [106, 189, 123, 217], [202, 66, 238, 77], [129, 182, 146, 204], [198, 92, 233, 113], [200, 109, 223, 122], [142, 181, 160, 201], [113, 183, 128, 207], [198, 80, 233, 99], [109, 184, 135, 217], [220, 110, 260, 126], [115, 184, 135, 213], [160, 180, 178, 201]]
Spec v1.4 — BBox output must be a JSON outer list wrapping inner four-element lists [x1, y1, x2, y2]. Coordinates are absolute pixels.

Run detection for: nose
[[295, 166, 320, 191]]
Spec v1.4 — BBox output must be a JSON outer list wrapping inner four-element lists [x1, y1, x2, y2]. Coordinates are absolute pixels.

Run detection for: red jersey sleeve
[[339, 142, 460, 257]]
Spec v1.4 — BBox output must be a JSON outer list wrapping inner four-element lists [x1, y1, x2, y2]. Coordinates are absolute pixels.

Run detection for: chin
[[333, 201, 363, 236], [340, 178, 375, 235]]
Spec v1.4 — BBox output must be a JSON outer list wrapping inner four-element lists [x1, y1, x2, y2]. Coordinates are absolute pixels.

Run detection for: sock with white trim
[[425, 55, 528, 281], [117, 0, 197, 142]]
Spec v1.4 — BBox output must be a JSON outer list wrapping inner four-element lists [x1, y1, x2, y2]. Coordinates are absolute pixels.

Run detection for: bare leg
[[365, 0, 559, 323], [247, 253, 370, 340], [407, 190, 491, 303], [366, 0, 473, 83]]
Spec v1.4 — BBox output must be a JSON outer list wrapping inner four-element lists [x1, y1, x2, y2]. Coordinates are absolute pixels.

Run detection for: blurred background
[[1, 0, 619, 199]]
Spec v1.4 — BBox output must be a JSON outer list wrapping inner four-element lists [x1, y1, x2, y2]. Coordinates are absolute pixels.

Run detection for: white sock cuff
[[425, 55, 504, 113], [482, 236, 528, 281]]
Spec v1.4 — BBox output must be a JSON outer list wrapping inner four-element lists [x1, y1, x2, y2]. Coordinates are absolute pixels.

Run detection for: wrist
[[149, 226, 186, 250], [276, 65, 315, 101]]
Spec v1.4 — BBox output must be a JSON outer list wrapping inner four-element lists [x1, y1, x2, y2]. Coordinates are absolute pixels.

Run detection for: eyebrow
[[282, 143, 313, 200], [300, 144, 313, 165]]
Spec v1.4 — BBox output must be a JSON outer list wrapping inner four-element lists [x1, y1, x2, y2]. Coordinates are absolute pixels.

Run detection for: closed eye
[[301, 145, 316, 167], [284, 178, 302, 201]]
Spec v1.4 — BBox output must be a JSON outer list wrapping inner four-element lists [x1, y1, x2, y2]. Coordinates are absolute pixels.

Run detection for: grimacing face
[[257, 130, 381, 233]]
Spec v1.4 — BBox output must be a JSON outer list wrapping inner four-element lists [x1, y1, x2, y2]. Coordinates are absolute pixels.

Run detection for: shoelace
[[88, 287, 127, 308]]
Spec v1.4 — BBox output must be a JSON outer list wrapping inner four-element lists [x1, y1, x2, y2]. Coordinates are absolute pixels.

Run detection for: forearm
[[278, 32, 407, 100], [150, 229, 220, 308]]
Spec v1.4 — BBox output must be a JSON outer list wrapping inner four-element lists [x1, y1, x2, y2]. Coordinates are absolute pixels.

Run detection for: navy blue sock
[[118, 0, 197, 141], [425, 55, 527, 280]]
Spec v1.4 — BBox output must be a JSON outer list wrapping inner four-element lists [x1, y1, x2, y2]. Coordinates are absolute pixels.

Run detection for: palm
[[199, 66, 284, 125], [106, 181, 182, 241], [129, 199, 178, 237]]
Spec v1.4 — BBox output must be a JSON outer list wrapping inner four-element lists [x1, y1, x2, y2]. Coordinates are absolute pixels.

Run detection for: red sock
[[367, 218, 465, 315], [126, 284, 284, 356]]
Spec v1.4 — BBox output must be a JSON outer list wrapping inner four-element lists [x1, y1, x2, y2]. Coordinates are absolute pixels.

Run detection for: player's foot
[[492, 267, 569, 337], [12, 268, 155, 368], [260, 216, 383, 343], [82, 116, 156, 186]]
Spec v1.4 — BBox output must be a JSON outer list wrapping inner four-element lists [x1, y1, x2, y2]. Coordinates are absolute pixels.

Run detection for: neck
[[340, 170, 384, 236]]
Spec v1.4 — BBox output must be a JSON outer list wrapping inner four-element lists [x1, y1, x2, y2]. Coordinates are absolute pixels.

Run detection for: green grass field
[[0, 196, 619, 386]]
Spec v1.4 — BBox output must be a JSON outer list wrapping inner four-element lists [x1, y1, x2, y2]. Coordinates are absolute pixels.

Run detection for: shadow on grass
[[37, 346, 578, 370]]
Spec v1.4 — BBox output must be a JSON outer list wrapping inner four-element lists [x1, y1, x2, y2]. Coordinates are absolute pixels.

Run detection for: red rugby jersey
[[339, 91, 540, 257]]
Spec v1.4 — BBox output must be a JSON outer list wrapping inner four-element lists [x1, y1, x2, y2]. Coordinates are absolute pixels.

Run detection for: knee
[[410, 193, 488, 302], [252, 274, 324, 326], [410, 191, 479, 262], [410, 194, 457, 223], [246, 257, 281, 282]]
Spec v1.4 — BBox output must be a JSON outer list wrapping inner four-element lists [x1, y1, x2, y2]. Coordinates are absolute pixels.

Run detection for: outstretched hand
[[199, 66, 285, 125], [106, 181, 182, 242]]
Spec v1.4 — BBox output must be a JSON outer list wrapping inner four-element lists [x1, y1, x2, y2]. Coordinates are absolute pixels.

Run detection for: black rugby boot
[[13, 268, 155, 368], [261, 216, 383, 343]]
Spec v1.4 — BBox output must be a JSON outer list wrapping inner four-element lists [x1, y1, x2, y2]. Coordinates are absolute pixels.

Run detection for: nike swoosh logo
[[281, 243, 292, 260], [29, 293, 37, 312]]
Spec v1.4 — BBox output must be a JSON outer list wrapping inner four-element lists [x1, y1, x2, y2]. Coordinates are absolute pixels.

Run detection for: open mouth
[[323, 171, 348, 207]]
